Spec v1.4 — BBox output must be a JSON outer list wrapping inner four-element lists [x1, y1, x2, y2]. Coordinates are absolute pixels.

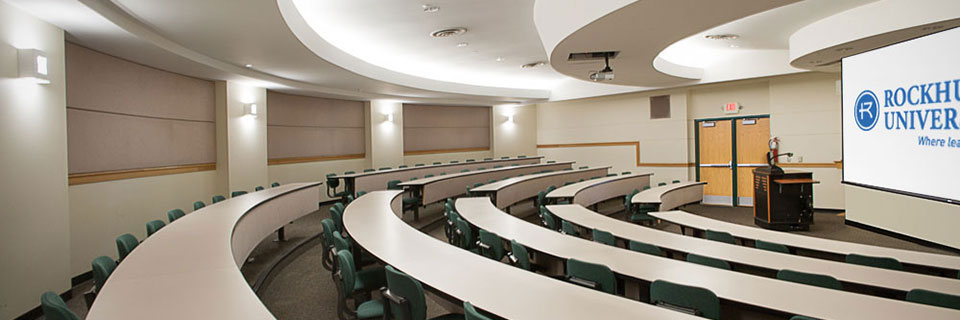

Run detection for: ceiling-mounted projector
[[588, 52, 615, 82]]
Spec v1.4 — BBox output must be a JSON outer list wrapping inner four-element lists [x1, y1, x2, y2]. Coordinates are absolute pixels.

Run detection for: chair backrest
[[332, 231, 352, 253], [335, 250, 358, 296], [450, 160, 459, 163], [379, 167, 392, 171], [547, 160, 556, 163], [539, 206, 557, 230], [387, 179, 403, 190], [628, 240, 664, 257], [326, 173, 340, 188], [622, 171, 632, 175], [845, 253, 903, 271], [363, 168, 375, 172], [592, 228, 616, 246], [536, 191, 546, 206], [431, 162, 440, 165], [115, 233, 139, 262], [231, 191, 247, 198], [686, 253, 731, 270], [509, 239, 531, 271], [546, 185, 557, 193], [658, 182, 667, 186], [478, 229, 504, 261], [271, 182, 280, 187], [483, 157, 493, 160], [777, 269, 842, 290], [518, 155, 526, 158], [906, 289, 960, 311], [566, 258, 616, 294], [464, 301, 492, 320], [330, 206, 344, 233], [255, 186, 264, 191], [212, 195, 226, 203], [193, 201, 205, 211], [606, 173, 617, 177], [466, 159, 476, 162], [399, 165, 408, 168], [167, 208, 185, 223], [146, 219, 165, 237], [561, 220, 579, 237], [755, 240, 790, 254], [650, 280, 720, 320], [455, 217, 476, 250], [356, 191, 367, 197], [673, 180, 681, 184], [40, 291, 80, 320], [384, 265, 428, 320], [642, 186, 651, 190], [92, 255, 117, 293], [344, 171, 355, 175], [425, 174, 434, 178], [320, 219, 336, 249], [704, 229, 736, 244]]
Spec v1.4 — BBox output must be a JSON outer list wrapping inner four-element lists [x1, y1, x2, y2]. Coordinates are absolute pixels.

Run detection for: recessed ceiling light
[[422, 4, 440, 13], [521, 61, 546, 68], [705, 34, 739, 41], [495, 57, 506, 62], [244, 64, 253, 68], [456, 42, 469, 47], [430, 27, 467, 38], [729, 44, 739, 48]]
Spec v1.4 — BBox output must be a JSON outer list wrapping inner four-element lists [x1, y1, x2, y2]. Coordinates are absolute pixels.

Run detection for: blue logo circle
[[854, 90, 879, 131]]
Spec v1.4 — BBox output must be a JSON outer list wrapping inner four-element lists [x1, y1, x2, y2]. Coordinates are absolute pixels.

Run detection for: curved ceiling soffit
[[275, 0, 550, 102], [548, 0, 798, 87], [790, 0, 960, 71]]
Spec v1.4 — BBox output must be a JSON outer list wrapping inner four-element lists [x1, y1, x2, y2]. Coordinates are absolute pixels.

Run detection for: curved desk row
[[400, 161, 574, 206], [471, 166, 610, 209], [547, 204, 960, 297], [650, 211, 960, 275], [546, 173, 652, 207], [455, 198, 960, 320], [87, 183, 322, 319], [342, 191, 697, 319], [631, 181, 706, 211], [334, 156, 542, 196]]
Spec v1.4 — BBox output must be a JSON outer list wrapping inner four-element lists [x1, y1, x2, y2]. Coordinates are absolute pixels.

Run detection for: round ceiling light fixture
[[705, 33, 740, 41], [495, 57, 506, 62], [431, 27, 467, 38], [521, 61, 546, 69], [244, 64, 253, 68], [456, 42, 469, 47], [422, 4, 440, 13]]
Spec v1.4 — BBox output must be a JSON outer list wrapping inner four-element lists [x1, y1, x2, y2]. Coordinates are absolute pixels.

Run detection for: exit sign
[[723, 102, 740, 114]]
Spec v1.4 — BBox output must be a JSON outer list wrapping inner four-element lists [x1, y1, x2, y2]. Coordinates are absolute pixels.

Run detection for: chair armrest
[[566, 276, 600, 290], [477, 241, 491, 250], [655, 301, 701, 316]]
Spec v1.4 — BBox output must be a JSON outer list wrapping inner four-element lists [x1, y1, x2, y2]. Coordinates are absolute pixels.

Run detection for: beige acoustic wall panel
[[267, 91, 365, 160], [403, 104, 490, 153], [65, 42, 216, 174]]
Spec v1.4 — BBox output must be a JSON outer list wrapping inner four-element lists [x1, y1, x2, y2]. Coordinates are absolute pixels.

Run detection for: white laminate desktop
[[399, 162, 574, 205], [333, 157, 543, 195], [650, 211, 960, 272], [87, 183, 322, 320], [471, 166, 610, 209], [631, 181, 706, 211], [548, 205, 960, 296], [342, 191, 698, 320], [546, 173, 652, 206], [456, 198, 960, 320]]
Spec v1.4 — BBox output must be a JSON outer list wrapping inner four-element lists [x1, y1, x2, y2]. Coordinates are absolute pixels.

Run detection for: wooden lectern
[[753, 166, 818, 231]]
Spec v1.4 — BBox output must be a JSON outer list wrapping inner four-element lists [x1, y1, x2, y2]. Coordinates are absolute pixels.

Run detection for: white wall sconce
[[507, 114, 515, 123], [244, 103, 259, 117], [18, 48, 49, 84], [384, 112, 394, 123]]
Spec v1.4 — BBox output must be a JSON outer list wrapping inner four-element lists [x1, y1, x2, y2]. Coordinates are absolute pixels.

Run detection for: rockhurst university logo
[[854, 90, 880, 131], [853, 79, 960, 149]]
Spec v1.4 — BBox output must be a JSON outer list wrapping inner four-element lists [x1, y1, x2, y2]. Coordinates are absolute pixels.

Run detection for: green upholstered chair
[[686, 253, 731, 270], [539, 206, 558, 231], [536, 191, 547, 208], [547, 160, 556, 163], [501, 156, 509, 159], [565, 258, 616, 294], [845, 254, 903, 271], [628, 240, 664, 257], [464, 301, 492, 320], [212, 195, 226, 203], [508, 239, 531, 271], [326, 173, 347, 199], [40, 291, 80, 320], [255, 186, 264, 191], [330, 203, 346, 233], [344, 171, 356, 175], [461, 169, 471, 173], [606, 173, 617, 177], [454, 217, 479, 253], [592, 228, 616, 246], [546, 185, 557, 193], [561, 220, 580, 237], [399, 165, 409, 168], [334, 250, 386, 319], [271, 182, 280, 187], [444, 199, 457, 242], [777, 269, 842, 290], [167, 208, 185, 223], [466, 159, 476, 162], [704, 230, 736, 245], [642, 186, 651, 190], [424, 174, 434, 178], [231, 191, 247, 198], [650, 280, 720, 320], [193, 201, 205, 211], [379, 167, 392, 171], [477, 229, 505, 262], [629, 203, 659, 226], [789, 316, 818, 320], [363, 168, 375, 172], [320, 219, 337, 271], [622, 171, 632, 175], [579, 166, 589, 169], [383, 265, 463, 320], [92, 256, 117, 294], [450, 160, 459, 163], [145, 220, 165, 237], [387, 180, 403, 190], [755, 240, 790, 254], [483, 157, 493, 161], [115, 233, 138, 263], [518, 155, 527, 158], [623, 189, 640, 215], [658, 182, 667, 186], [332, 231, 377, 268], [432, 162, 441, 165], [906, 289, 960, 310], [672, 180, 681, 184]]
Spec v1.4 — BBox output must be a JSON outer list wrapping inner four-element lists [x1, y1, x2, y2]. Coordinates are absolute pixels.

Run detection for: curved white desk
[[342, 191, 697, 320], [399, 161, 574, 205], [546, 173, 652, 206], [631, 182, 705, 211], [87, 183, 322, 319], [334, 157, 542, 195], [456, 198, 960, 319], [650, 211, 960, 273], [548, 205, 960, 297], [471, 166, 609, 209]]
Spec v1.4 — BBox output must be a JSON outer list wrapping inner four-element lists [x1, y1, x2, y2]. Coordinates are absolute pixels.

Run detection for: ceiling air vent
[[567, 51, 619, 61], [431, 27, 467, 38]]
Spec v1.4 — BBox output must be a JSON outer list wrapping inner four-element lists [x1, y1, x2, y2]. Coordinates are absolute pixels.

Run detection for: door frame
[[694, 114, 770, 206]]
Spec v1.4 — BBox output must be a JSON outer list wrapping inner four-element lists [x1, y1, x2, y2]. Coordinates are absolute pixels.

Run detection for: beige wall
[[846, 186, 960, 249], [0, 2, 71, 318], [492, 104, 538, 158], [268, 158, 366, 201], [266, 91, 365, 159]]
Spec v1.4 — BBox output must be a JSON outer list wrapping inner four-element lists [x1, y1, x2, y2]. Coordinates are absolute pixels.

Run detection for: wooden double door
[[696, 116, 770, 206]]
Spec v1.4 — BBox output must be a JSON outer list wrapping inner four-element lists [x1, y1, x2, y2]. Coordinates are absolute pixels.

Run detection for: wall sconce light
[[507, 114, 515, 123], [384, 112, 394, 122], [244, 103, 259, 117], [18, 49, 49, 84]]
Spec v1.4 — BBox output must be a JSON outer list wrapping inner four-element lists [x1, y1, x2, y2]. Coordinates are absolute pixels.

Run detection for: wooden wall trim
[[780, 161, 843, 169], [637, 163, 696, 167], [68, 163, 216, 185], [267, 154, 366, 165], [403, 147, 490, 156]]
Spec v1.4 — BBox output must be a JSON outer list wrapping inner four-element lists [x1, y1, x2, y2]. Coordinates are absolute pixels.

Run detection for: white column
[[366, 100, 404, 169]]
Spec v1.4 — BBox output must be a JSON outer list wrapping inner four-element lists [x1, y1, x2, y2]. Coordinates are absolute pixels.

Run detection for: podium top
[[773, 178, 820, 184]]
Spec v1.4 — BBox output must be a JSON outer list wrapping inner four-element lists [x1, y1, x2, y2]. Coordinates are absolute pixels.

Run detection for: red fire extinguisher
[[768, 137, 781, 164]]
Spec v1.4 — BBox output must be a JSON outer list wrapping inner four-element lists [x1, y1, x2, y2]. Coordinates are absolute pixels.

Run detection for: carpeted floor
[[53, 198, 957, 320]]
